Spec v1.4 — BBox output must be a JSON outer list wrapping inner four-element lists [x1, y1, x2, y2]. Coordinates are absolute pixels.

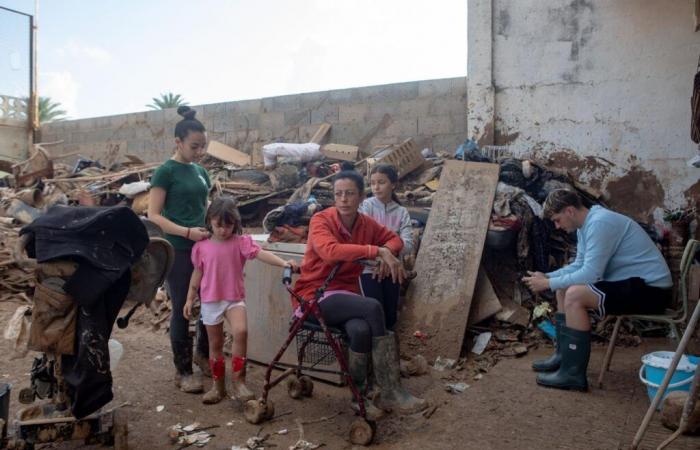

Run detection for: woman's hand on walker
[[377, 247, 406, 284]]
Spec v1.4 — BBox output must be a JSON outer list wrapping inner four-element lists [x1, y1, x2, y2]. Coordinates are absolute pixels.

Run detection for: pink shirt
[[191, 235, 261, 303]]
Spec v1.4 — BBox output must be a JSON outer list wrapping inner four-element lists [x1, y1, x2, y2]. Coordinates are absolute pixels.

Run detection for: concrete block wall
[[40, 77, 468, 164]]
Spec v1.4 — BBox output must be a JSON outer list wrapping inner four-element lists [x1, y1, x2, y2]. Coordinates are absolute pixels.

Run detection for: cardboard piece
[[206, 140, 250, 166], [468, 268, 503, 326], [398, 161, 500, 361], [310, 123, 331, 144], [320, 143, 359, 162]]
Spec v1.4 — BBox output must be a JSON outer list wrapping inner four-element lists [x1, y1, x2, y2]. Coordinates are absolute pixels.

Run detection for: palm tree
[[147, 92, 188, 110], [38, 96, 68, 123]]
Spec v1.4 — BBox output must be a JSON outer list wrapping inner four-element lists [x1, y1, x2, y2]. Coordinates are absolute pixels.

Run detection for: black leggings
[[310, 293, 387, 353], [359, 273, 400, 330], [166, 249, 209, 375]]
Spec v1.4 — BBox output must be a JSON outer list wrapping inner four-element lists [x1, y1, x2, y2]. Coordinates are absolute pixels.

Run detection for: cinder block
[[418, 114, 468, 136], [284, 109, 311, 127], [163, 108, 180, 123], [144, 109, 165, 126], [262, 94, 302, 112], [397, 98, 432, 117], [232, 113, 260, 132], [212, 114, 237, 133], [226, 99, 262, 114], [298, 124, 321, 142], [328, 88, 360, 104], [339, 104, 369, 123], [366, 102, 401, 119], [428, 95, 468, 117], [300, 91, 332, 109], [328, 123, 366, 146], [356, 82, 419, 102], [418, 77, 467, 97], [128, 112, 149, 127], [383, 117, 418, 138], [203, 102, 227, 116], [310, 104, 338, 123], [259, 112, 286, 132]]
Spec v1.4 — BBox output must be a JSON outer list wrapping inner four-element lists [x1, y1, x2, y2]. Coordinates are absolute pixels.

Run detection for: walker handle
[[638, 365, 694, 390]]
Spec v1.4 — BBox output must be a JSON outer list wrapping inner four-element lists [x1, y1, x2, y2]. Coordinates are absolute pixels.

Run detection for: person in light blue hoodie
[[358, 164, 414, 330], [522, 189, 672, 391]]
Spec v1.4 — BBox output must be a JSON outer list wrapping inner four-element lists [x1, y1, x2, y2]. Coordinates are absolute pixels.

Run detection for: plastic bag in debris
[[118, 181, 151, 198], [454, 139, 490, 162], [262, 142, 321, 168], [4, 305, 31, 359]]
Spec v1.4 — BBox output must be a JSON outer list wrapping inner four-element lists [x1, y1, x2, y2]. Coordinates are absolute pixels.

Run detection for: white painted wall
[[469, 0, 700, 221]]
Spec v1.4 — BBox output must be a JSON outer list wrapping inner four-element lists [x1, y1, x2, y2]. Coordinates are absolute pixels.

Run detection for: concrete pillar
[[467, 0, 495, 147]]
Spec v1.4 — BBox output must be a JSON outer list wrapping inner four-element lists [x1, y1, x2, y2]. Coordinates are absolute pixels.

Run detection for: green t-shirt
[[150, 159, 211, 250]]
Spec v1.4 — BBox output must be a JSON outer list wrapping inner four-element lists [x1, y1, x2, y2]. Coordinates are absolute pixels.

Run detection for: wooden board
[[206, 140, 250, 166], [467, 268, 502, 326], [309, 123, 331, 144], [398, 161, 499, 361], [321, 143, 359, 162]]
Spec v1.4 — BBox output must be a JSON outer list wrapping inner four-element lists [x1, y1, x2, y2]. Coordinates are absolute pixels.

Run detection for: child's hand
[[183, 300, 193, 320], [285, 259, 299, 272]]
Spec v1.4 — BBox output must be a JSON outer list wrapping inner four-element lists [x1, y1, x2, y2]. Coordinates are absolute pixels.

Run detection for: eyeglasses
[[334, 190, 358, 198]]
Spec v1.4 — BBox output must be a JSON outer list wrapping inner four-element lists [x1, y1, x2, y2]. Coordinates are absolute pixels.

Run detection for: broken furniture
[[597, 239, 700, 388]]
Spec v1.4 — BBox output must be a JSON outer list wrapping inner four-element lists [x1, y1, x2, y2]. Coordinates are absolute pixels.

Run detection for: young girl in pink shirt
[[184, 196, 298, 404]]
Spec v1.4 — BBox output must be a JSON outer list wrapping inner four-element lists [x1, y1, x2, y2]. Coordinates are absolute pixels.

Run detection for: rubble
[[0, 123, 688, 378]]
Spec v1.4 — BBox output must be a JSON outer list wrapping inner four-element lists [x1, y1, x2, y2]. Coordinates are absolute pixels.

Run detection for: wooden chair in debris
[[596, 238, 699, 388]]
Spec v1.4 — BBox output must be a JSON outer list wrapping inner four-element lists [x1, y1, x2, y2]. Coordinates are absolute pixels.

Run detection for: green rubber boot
[[532, 312, 565, 372], [536, 326, 590, 392]]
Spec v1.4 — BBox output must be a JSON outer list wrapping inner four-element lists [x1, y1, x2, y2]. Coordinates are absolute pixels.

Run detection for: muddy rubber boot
[[230, 356, 255, 402], [173, 341, 203, 393], [372, 332, 428, 414], [202, 357, 226, 404], [348, 350, 385, 420], [532, 312, 565, 372], [536, 326, 590, 392]]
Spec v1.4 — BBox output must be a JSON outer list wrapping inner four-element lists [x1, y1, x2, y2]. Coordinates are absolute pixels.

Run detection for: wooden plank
[[206, 140, 251, 166], [320, 143, 359, 162], [309, 123, 331, 144], [467, 268, 502, 326], [398, 161, 499, 361]]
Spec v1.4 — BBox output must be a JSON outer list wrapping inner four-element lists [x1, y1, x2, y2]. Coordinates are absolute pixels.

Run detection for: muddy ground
[[1, 300, 698, 450]]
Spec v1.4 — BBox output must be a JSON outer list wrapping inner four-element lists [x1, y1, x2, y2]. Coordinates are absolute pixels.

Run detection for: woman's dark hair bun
[[177, 105, 196, 120]]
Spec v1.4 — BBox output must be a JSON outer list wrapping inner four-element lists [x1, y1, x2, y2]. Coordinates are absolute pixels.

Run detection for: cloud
[[40, 70, 79, 117], [56, 39, 112, 65]]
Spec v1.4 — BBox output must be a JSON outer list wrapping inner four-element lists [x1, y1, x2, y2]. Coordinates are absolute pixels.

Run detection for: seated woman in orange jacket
[[293, 170, 427, 418]]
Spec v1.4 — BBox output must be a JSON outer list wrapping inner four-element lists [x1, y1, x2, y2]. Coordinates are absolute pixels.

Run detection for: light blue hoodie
[[359, 196, 413, 260], [547, 205, 672, 291]]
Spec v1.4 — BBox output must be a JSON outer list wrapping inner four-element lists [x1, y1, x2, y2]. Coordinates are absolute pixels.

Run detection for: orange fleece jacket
[[292, 207, 403, 306]]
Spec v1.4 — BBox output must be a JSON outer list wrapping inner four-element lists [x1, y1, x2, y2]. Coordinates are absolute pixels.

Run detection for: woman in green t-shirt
[[148, 106, 212, 394]]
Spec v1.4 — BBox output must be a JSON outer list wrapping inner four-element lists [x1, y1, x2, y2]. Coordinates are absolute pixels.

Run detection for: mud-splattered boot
[[348, 350, 385, 420], [172, 340, 203, 394], [230, 356, 255, 402], [202, 357, 226, 404], [372, 332, 428, 414]]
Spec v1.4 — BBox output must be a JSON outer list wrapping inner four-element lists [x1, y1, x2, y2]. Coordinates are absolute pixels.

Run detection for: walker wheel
[[244, 399, 273, 424], [286, 375, 303, 399], [299, 375, 314, 397], [349, 418, 375, 446], [112, 409, 129, 450]]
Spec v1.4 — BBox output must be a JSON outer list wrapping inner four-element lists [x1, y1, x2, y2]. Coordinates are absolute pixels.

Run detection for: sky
[[0, 1, 467, 119]]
